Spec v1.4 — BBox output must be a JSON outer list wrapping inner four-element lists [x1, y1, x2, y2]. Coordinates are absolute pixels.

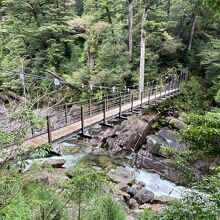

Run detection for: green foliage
[[136, 209, 157, 220], [64, 166, 106, 220], [86, 195, 127, 220], [158, 194, 220, 220], [194, 166, 220, 193], [215, 89, 220, 104], [180, 111, 220, 155], [65, 166, 106, 204], [0, 107, 45, 147], [151, 77, 209, 113], [0, 170, 68, 220]]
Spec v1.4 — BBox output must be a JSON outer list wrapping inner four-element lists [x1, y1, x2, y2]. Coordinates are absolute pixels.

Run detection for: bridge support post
[[100, 99, 113, 127], [148, 85, 151, 105], [130, 93, 139, 114], [140, 91, 144, 109], [31, 124, 35, 137], [116, 96, 127, 120], [47, 116, 52, 144], [131, 93, 134, 112], [79, 106, 92, 139], [64, 103, 68, 124], [89, 97, 92, 116], [106, 94, 109, 111]]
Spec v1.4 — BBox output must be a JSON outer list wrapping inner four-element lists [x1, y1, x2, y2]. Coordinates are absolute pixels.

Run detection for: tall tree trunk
[[139, 6, 148, 97], [188, 15, 198, 51], [128, 0, 133, 58]]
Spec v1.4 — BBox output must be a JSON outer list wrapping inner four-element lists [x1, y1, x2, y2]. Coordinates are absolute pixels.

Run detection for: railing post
[[154, 85, 157, 101], [103, 98, 107, 124], [160, 84, 162, 99], [47, 116, 52, 144], [140, 91, 143, 108], [131, 93, 134, 112], [148, 84, 151, 105], [31, 126, 35, 137], [116, 94, 127, 120], [64, 103, 68, 124], [78, 106, 92, 138], [81, 106, 85, 135], [119, 95, 122, 118], [100, 98, 113, 127], [106, 94, 109, 111], [89, 97, 92, 116]]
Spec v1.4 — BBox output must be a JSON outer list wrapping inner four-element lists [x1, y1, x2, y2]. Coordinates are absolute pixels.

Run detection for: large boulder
[[136, 153, 180, 183], [134, 188, 155, 204], [102, 116, 148, 157], [109, 167, 135, 185], [128, 198, 139, 209], [24, 156, 66, 172], [42, 157, 66, 168], [154, 195, 173, 203], [165, 116, 187, 130], [120, 185, 137, 197], [157, 127, 186, 152], [144, 135, 167, 155]]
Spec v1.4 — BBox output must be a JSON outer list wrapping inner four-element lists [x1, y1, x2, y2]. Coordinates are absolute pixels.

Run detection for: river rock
[[157, 127, 186, 152], [120, 185, 137, 197], [154, 195, 173, 203], [129, 198, 139, 209], [178, 111, 187, 120], [102, 116, 147, 157], [165, 116, 187, 130], [33, 171, 50, 184], [134, 189, 155, 204], [145, 135, 167, 155], [0, 104, 6, 114], [139, 204, 163, 213], [137, 153, 180, 183], [109, 167, 134, 185], [42, 157, 66, 168]]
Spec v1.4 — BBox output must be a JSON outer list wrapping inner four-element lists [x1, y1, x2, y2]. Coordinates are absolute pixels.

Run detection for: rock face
[[128, 198, 139, 209], [137, 150, 180, 183], [109, 167, 135, 185], [134, 189, 155, 204], [165, 116, 187, 130], [136, 127, 186, 183], [43, 157, 66, 168], [24, 156, 66, 172], [102, 116, 148, 157]]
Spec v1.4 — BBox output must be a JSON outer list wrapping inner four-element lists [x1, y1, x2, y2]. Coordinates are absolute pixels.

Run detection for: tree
[[139, 2, 148, 96], [128, 0, 134, 58], [86, 195, 127, 220], [65, 166, 106, 220]]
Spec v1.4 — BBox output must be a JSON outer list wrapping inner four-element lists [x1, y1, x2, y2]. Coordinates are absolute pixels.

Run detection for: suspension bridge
[[0, 68, 189, 162]]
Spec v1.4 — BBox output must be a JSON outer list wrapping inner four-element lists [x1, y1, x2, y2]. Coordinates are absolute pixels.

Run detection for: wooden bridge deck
[[23, 89, 177, 147], [0, 89, 177, 162]]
